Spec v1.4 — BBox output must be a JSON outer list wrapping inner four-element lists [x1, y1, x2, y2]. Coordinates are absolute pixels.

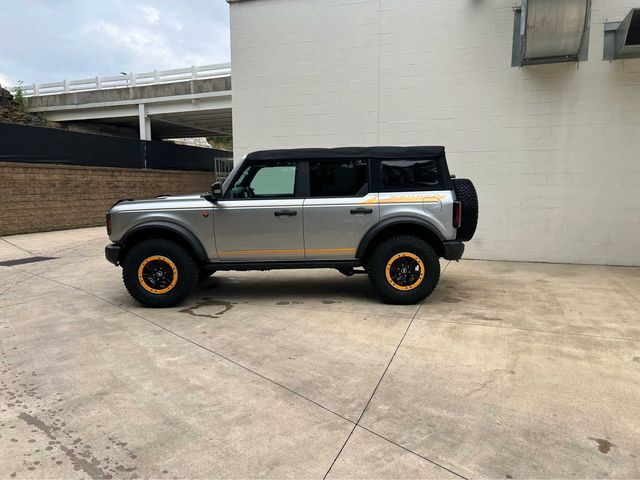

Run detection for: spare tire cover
[[452, 178, 478, 242]]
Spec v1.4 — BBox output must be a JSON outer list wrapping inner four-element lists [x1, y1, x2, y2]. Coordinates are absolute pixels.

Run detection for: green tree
[[208, 135, 233, 151], [13, 81, 27, 112]]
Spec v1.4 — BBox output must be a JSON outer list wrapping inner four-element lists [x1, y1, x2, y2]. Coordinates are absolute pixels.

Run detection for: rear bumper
[[442, 241, 465, 261], [105, 244, 122, 266]]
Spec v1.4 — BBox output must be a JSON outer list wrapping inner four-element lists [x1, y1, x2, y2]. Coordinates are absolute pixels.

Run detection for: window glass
[[380, 159, 439, 190], [229, 162, 296, 198], [310, 159, 368, 197]]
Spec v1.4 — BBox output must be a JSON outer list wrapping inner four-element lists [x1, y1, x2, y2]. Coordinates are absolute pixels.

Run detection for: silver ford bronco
[[105, 146, 478, 307]]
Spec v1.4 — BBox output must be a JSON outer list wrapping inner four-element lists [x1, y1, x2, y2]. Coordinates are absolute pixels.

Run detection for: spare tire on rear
[[452, 178, 478, 241]]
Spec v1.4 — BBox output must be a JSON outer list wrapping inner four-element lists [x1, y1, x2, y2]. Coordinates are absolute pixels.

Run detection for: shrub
[[14, 81, 26, 112]]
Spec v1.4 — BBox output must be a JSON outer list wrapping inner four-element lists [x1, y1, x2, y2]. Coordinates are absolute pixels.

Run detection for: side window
[[229, 162, 296, 198], [379, 159, 440, 191], [309, 159, 368, 197]]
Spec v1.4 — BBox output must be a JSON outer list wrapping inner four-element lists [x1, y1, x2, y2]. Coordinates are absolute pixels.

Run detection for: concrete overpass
[[18, 64, 231, 140]]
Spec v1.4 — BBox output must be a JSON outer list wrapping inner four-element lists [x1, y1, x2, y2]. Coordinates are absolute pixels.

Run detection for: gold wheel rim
[[385, 252, 425, 291], [138, 255, 179, 294]]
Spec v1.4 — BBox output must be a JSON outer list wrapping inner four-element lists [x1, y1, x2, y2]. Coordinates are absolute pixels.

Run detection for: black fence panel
[[0, 122, 231, 171], [145, 140, 228, 172]]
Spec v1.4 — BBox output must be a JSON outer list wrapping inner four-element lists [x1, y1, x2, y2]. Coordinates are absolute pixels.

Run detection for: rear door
[[303, 159, 379, 260], [213, 160, 305, 261]]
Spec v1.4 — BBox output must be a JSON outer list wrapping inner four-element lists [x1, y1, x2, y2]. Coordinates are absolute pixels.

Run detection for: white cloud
[[83, 20, 189, 68], [168, 19, 184, 31], [0, 0, 230, 84], [138, 5, 160, 24], [81, 14, 229, 71], [0, 73, 13, 89]]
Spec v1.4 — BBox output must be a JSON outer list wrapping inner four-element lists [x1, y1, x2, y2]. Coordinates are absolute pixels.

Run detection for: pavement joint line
[[420, 317, 640, 343], [130, 313, 359, 425], [0, 256, 91, 303], [7, 266, 357, 420], [322, 311, 418, 480], [0, 237, 38, 256], [8, 265, 469, 478], [323, 260, 467, 480], [356, 424, 468, 479], [121, 307, 464, 476], [0, 233, 103, 261]]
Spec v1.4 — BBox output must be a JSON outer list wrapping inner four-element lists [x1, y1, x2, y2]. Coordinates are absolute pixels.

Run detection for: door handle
[[274, 210, 298, 217], [350, 207, 373, 215]]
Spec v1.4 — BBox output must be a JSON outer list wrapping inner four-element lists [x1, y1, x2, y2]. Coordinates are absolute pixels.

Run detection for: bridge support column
[[138, 104, 151, 140]]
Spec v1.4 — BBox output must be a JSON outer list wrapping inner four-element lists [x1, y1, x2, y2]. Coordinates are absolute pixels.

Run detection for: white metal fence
[[12, 63, 231, 97]]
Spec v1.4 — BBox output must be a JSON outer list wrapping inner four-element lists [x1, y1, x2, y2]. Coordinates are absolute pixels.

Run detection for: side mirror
[[211, 182, 223, 199]]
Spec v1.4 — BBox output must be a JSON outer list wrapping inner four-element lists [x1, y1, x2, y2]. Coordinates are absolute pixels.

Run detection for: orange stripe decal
[[218, 249, 305, 256], [360, 195, 378, 205], [379, 194, 445, 204], [306, 248, 356, 253], [359, 194, 446, 205], [218, 247, 356, 256]]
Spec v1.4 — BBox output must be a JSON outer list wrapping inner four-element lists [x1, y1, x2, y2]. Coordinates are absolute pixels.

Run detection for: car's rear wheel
[[122, 238, 198, 308], [367, 235, 440, 304]]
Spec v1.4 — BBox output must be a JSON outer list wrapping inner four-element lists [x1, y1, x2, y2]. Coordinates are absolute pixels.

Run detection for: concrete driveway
[[1, 227, 639, 479]]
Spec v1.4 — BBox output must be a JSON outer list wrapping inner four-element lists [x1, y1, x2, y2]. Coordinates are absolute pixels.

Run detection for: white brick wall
[[230, 0, 640, 266]]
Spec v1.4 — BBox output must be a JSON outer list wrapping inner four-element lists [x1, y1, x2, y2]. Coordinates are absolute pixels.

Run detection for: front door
[[213, 160, 305, 261], [303, 159, 379, 260]]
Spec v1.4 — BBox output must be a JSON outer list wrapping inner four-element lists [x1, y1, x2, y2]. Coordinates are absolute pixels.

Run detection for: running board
[[205, 260, 360, 271]]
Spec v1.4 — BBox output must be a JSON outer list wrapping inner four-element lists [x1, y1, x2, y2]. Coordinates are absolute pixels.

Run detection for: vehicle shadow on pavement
[[193, 272, 378, 303], [186, 271, 459, 308]]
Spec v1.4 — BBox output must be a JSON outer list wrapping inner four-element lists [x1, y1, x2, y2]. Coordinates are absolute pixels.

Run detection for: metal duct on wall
[[522, 0, 590, 61], [615, 8, 640, 57], [604, 8, 640, 60]]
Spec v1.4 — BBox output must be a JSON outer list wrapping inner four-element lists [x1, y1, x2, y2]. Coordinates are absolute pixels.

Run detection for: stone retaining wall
[[0, 162, 214, 236]]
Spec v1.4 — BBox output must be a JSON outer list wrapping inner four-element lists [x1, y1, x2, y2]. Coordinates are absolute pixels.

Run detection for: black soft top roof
[[245, 146, 445, 161]]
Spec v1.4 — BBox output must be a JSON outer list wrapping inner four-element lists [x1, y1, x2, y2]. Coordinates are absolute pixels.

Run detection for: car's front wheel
[[122, 238, 199, 308], [367, 235, 440, 304]]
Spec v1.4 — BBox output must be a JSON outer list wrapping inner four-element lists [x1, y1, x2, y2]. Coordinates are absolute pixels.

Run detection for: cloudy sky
[[0, 0, 230, 89]]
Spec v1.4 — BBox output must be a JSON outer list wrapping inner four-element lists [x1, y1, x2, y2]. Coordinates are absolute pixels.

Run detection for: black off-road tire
[[452, 178, 478, 241], [122, 238, 199, 308], [367, 235, 440, 305]]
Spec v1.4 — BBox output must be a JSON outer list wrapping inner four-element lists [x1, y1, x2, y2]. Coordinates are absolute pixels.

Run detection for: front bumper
[[442, 241, 465, 261], [105, 244, 123, 266]]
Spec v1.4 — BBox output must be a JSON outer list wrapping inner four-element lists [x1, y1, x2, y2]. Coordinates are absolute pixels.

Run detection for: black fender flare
[[356, 216, 445, 259], [120, 221, 208, 262]]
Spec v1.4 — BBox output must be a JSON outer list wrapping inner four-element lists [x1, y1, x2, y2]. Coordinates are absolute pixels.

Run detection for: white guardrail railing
[[12, 63, 231, 97]]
